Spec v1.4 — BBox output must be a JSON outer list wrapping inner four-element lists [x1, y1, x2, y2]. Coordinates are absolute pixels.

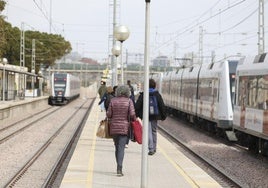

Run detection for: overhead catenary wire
[[152, 0, 246, 52]]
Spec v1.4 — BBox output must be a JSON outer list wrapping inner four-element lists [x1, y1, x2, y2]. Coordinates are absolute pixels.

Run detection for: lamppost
[[38, 70, 43, 96], [141, 0, 151, 187], [111, 44, 121, 86], [2, 58, 8, 101], [31, 69, 35, 97], [114, 25, 130, 85]]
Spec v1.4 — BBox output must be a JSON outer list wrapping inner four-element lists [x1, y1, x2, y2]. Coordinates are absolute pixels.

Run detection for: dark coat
[[107, 96, 136, 135], [135, 90, 167, 121]]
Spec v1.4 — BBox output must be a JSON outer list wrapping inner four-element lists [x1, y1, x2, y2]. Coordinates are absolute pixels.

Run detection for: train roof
[[237, 53, 268, 76]]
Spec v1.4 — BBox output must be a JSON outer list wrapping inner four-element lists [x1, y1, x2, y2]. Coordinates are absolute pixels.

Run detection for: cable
[[153, 0, 246, 52], [32, 0, 57, 33]]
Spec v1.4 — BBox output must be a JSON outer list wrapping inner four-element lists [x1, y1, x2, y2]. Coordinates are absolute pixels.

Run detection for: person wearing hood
[[135, 79, 167, 155]]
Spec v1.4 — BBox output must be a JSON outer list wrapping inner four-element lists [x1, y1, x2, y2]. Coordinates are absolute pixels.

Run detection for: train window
[[259, 53, 266, 63], [198, 78, 218, 102], [242, 75, 268, 110], [237, 77, 248, 108], [253, 53, 267, 63]]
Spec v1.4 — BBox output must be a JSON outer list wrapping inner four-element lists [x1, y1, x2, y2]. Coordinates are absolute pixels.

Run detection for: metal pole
[[32, 39, 36, 97], [112, 0, 117, 86], [38, 74, 42, 96], [20, 23, 25, 97], [258, 0, 265, 54], [141, 0, 150, 187], [49, 0, 52, 33], [120, 42, 124, 85], [199, 26, 203, 64], [115, 56, 118, 85], [2, 64, 5, 101]]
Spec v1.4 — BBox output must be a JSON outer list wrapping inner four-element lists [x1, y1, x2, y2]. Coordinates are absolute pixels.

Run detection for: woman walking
[[106, 85, 136, 176]]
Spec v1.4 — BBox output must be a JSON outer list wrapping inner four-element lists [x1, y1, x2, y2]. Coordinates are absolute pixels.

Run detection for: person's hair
[[149, 79, 156, 89], [127, 80, 131, 85], [107, 86, 113, 93], [115, 85, 130, 97], [113, 85, 118, 92]]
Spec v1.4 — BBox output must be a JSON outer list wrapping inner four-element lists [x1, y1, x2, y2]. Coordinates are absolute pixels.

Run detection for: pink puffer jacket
[[107, 96, 136, 135]]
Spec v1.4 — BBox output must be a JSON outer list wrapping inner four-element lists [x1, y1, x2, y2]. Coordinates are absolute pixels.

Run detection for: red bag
[[131, 118, 143, 144]]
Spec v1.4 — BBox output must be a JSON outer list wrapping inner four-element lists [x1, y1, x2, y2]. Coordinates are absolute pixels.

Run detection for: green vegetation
[[0, 1, 71, 73]]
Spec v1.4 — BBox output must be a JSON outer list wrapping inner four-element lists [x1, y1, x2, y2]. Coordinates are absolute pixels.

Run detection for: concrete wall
[[80, 82, 98, 99], [0, 82, 98, 125], [0, 96, 49, 124]]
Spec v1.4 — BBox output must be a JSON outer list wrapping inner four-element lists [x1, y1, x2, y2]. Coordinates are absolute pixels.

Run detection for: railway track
[[158, 125, 242, 188], [158, 114, 268, 187], [1, 98, 94, 187], [0, 106, 60, 144]]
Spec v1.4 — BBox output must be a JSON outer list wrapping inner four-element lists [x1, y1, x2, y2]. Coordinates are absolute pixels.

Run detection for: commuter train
[[48, 73, 80, 105], [153, 53, 268, 155]]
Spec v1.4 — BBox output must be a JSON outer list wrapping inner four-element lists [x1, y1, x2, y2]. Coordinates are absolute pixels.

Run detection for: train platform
[[0, 96, 49, 125], [59, 99, 222, 188]]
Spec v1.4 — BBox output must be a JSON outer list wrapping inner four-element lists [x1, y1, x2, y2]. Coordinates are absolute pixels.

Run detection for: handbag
[[131, 118, 143, 144], [96, 118, 112, 138]]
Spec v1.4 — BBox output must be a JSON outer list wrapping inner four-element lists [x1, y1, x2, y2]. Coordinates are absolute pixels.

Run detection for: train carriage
[[233, 53, 268, 154], [161, 60, 237, 135], [151, 72, 163, 94], [161, 71, 172, 107], [180, 64, 200, 117], [170, 69, 184, 111], [48, 73, 80, 105], [198, 60, 237, 129]]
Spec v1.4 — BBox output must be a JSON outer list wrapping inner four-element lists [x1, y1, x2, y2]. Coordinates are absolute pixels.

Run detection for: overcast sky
[[3, 0, 267, 63]]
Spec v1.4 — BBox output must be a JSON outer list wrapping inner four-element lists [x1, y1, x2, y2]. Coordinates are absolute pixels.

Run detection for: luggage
[[131, 118, 143, 144]]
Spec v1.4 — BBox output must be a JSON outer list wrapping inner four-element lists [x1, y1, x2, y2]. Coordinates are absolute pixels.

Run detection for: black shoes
[[117, 166, 124, 176], [117, 169, 124, 176], [148, 151, 156, 155]]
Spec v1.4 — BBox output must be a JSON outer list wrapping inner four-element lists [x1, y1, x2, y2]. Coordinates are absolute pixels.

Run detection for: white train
[[48, 73, 80, 105], [153, 60, 237, 133], [154, 55, 268, 155], [233, 54, 268, 154]]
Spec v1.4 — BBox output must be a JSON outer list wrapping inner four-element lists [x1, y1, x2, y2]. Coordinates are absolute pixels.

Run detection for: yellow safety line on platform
[[158, 146, 199, 188], [86, 107, 99, 187]]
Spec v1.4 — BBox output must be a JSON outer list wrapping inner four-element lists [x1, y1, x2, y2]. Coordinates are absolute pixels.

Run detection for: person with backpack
[[135, 78, 167, 155]]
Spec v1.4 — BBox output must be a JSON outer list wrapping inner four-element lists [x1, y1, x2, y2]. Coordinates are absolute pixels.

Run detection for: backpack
[[149, 94, 159, 115]]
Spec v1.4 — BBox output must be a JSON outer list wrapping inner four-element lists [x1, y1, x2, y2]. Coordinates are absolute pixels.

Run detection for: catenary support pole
[[141, 0, 150, 187]]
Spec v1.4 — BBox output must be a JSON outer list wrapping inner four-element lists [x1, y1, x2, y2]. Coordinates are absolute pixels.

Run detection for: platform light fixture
[[114, 25, 130, 85], [111, 44, 121, 86]]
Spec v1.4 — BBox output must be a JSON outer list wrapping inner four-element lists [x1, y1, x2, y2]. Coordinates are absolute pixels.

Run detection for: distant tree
[[0, 0, 72, 73], [3, 22, 20, 64], [0, 0, 6, 11], [23, 31, 72, 73], [0, 0, 7, 57]]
